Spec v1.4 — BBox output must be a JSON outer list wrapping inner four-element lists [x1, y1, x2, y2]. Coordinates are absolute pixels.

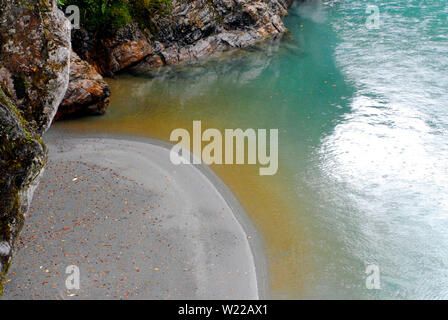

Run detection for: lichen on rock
[[0, 0, 71, 295], [0, 89, 47, 295]]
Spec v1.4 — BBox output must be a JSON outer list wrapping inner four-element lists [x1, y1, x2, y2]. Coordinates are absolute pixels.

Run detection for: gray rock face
[[142, 0, 298, 69], [0, 0, 71, 294], [0, 0, 71, 135], [153, 0, 289, 45]]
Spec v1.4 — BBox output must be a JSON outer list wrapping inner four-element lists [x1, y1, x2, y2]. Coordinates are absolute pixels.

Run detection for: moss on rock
[[57, 0, 171, 32], [0, 0, 70, 295], [0, 87, 47, 296]]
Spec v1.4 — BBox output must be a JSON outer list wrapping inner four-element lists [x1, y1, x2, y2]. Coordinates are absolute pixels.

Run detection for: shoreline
[[2, 129, 268, 299]]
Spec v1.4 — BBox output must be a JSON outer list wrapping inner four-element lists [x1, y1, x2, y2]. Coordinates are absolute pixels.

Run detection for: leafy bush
[[57, 0, 171, 32]]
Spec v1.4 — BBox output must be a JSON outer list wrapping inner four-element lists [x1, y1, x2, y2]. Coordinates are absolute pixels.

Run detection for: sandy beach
[[2, 130, 267, 299]]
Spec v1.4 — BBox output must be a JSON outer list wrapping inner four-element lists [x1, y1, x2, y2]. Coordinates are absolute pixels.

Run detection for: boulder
[[56, 51, 110, 119]]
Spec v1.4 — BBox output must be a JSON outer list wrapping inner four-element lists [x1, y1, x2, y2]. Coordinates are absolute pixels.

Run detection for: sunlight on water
[[53, 0, 448, 299], [311, 0, 448, 299]]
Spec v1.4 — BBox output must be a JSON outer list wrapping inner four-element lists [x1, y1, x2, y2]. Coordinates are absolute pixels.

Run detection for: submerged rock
[[0, 0, 71, 294], [56, 51, 111, 120]]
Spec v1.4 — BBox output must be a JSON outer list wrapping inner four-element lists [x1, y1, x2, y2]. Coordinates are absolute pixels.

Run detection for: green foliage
[[57, 0, 171, 32]]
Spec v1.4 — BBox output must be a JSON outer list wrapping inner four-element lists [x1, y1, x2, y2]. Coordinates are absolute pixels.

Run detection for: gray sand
[[2, 133, 267, 299]]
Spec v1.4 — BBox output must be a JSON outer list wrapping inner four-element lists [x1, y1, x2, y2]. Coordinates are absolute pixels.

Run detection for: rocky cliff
[[71, 0, 297, 75], [58, 0, 297, 117], [132, 0, 296, 72], [0, 0, 71, 294]]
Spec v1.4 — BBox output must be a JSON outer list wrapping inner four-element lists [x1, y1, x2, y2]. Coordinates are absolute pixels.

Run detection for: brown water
[[53, 79, 312, 297]]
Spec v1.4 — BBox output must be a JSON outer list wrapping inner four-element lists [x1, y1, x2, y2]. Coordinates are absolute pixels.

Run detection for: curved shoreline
[[3, 130, 268, 299]]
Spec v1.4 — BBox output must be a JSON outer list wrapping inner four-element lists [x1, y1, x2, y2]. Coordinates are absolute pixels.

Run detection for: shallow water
[[54, 0, 448, 299]]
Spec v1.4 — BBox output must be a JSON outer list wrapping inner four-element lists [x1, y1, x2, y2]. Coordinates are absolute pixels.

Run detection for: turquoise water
[[55, 0, 448, 298], [290, 0, 448, 299]]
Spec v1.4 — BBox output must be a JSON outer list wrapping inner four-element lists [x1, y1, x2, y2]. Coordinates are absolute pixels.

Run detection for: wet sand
[[2, 132, 267, 299]]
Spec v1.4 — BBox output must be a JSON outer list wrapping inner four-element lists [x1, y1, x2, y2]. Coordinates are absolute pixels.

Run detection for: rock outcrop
[[57, 0, 298, 118], [72, 0, 297, 75], [0, 0, 71, 294], [56, 51, 110, 119], [139, 0, 293, 67], [73, 23, 153, 77]]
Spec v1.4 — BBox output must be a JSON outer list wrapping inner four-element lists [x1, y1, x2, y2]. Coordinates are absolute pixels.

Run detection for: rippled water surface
[[54, 0, 448, 298]]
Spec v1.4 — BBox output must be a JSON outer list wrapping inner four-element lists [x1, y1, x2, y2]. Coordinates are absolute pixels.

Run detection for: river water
[[53, 0, 448, 299]]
